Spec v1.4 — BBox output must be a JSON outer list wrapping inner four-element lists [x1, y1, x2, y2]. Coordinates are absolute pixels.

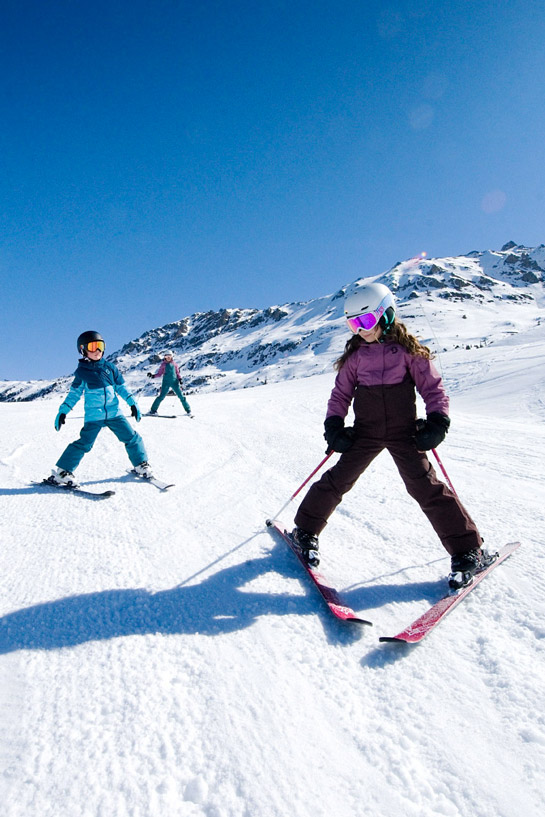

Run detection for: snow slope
[[1, 330, 544, 817]]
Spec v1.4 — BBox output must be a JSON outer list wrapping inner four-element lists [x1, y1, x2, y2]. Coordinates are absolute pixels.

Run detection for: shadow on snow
[[0, 524, 445, 655], [0, 538, 381, 654]]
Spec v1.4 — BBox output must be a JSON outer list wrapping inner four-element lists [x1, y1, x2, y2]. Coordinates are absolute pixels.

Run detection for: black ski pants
[[294, 435, 482, 557]]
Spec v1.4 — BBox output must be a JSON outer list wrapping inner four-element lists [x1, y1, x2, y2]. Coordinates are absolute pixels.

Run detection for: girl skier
[[147, 352, 192, 416], [290, 282, 494, 590], [50, 331, 153, 485]]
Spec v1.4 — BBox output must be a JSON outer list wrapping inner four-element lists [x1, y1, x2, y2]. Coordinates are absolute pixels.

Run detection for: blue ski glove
[[55, 410, 66, 431], [130, 404, 141, 422]]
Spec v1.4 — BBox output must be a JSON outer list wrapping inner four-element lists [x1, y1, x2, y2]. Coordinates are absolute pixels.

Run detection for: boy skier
[[50, 331, 153, 486]]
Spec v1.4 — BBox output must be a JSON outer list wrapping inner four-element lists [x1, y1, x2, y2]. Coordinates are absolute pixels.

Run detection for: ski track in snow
[[0, 352, 544, 817]]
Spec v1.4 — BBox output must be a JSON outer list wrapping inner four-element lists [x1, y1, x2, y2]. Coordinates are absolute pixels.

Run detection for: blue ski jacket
[[58, 358, 138, 423]]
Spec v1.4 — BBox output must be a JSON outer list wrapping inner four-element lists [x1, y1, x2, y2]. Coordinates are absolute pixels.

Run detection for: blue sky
[[2, 0, 545, 380]]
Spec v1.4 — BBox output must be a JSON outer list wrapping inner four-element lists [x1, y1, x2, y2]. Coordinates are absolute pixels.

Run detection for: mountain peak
[[1, 243, 543, 402]]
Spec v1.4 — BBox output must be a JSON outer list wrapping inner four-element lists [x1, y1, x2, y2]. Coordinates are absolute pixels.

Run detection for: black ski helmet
[[77, 330, 105, 355]]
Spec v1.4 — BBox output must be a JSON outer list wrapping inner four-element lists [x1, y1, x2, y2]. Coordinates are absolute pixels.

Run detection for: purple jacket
[[326, 341, 449, 420]]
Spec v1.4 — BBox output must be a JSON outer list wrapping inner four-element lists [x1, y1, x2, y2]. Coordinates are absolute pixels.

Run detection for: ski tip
[[378, 636, 410, 644], [329, 605, 373, 625]]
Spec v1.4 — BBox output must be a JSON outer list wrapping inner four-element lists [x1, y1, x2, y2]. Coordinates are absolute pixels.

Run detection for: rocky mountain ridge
[[2, 241, 543, 402]]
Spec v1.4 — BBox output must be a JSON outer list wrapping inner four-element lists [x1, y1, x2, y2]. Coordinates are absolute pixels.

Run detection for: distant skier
[[50, 331, 153, 486], [289, 282, 495, 590], [147, 352, 192, 416]]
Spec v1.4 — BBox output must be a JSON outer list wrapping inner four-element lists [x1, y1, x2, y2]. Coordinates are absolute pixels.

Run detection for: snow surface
[[1, 329, 545, 817]]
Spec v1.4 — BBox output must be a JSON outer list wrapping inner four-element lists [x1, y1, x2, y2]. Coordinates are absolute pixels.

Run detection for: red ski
[[380, 541, 520, 644], [266, 519, 372, 625]]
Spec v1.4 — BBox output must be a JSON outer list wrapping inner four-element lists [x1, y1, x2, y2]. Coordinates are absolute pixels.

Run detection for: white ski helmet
[[344, 283, 395, 333]]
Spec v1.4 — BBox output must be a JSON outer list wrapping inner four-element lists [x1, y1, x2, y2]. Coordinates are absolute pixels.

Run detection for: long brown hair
[[334, 319, 432, 371]]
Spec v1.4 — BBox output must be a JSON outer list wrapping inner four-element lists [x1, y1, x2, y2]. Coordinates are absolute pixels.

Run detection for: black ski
[[144, 413, 178, 419], [266, 519, 372, 625], [34, 478, 115, 499]]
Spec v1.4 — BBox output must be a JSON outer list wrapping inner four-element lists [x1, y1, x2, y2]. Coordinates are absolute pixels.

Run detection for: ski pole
[[431, 448, 458, 497], [268, 449, 335, 523]]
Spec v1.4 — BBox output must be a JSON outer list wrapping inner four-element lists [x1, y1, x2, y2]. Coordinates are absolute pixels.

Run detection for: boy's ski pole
[[431, 448, 458, 497], [269, 449, 335, 523]]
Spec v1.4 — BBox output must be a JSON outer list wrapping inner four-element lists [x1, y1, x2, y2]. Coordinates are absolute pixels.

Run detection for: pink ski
[[380, 542, 521, 644], [266, 519, 372, 625]]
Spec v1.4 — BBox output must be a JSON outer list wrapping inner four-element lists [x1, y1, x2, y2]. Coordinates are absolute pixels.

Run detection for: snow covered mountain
[[2, 241, 544, 402]]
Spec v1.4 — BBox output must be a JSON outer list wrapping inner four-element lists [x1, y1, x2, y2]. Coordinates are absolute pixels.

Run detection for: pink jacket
[[326, 341, 449, 420], [152, 360, 182, 380]]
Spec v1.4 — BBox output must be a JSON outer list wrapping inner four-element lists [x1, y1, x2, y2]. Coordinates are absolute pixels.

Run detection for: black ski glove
[[414, 412, 450, 451], [147, 372, 154, 379], [324, 416, 355, 453]]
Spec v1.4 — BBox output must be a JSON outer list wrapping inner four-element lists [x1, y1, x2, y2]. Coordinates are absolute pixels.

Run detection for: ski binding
[[128, 469, 174, 491]]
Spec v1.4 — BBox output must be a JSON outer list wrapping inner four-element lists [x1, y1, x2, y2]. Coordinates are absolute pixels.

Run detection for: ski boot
[[291, 527, 320, 567], [448, 547, 498, 590], [49, 468, 79, 488], [134, 461, 154, 479]]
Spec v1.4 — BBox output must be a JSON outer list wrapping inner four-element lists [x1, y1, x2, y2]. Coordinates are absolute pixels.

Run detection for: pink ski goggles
[[346, 304, 386, 333]]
